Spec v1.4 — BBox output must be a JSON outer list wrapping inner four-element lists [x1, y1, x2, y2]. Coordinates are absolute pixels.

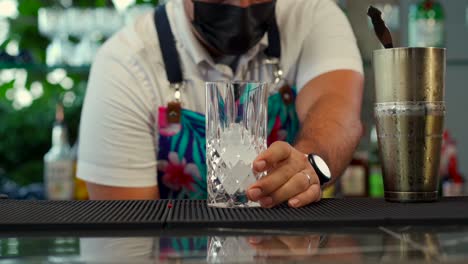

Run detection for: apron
[[154, 4, 300, 200]]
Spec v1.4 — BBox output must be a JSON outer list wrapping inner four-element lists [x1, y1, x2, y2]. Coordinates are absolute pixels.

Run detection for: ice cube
[[218, 124, 258, 168], [208, 237, 255, 261], [219, 160, 251, 195]]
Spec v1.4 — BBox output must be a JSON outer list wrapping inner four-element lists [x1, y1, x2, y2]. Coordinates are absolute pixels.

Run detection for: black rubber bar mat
[[164, 198, 468, 229], [0, 198, 467, 231], [0, 200, 168, 231]]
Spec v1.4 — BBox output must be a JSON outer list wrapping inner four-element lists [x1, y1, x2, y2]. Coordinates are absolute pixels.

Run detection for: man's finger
[[258, 169, 317, 208], [247, 237, 288, 251], [287, 183, 321, 208], [253, 141, 292, 172], [278, 235, 321, 255], [248, 157, 306, 202]]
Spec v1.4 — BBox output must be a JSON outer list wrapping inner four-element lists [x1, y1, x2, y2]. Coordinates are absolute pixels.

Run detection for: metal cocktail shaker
[[373, 47, 446, 202]]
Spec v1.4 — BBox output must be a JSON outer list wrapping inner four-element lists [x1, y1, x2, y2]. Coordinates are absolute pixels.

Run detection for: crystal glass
[[38, 8, 63, 38], [206, 81, 268, 208], [0, 18, 9, 45], [207, 237, 255, 263], [70, 35, 99, 66], [95, 8, 123, 38], [38, 8, 74, 66], [67, 8, 107, 66], [46, 35, 73, 66], [65, 8, 92, 38]]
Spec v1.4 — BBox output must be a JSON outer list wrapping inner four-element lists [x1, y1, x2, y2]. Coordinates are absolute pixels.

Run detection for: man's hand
[[248, 235, 322, 256], [247, 141, 321, 208]]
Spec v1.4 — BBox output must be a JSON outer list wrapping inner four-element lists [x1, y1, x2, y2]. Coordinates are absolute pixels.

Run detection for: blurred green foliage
[[0, 77, 85, 185], [0, 0, 157, 186]]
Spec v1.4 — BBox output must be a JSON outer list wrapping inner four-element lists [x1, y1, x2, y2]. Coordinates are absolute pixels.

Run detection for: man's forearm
[[294, 94, 363, 185]]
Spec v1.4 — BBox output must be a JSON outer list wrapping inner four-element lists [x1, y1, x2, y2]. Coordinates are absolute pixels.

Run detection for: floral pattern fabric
[[267, 87, 300, 145]]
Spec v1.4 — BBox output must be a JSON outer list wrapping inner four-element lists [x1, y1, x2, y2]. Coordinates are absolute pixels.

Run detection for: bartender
[[77, 0, 364, 208]]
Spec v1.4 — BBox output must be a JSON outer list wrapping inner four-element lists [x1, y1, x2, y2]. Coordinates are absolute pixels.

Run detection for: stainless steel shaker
[[373, 47, 446, 202]]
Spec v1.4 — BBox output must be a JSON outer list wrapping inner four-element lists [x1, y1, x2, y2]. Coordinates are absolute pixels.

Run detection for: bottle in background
[[369, 125, 384, 198], [322, 185, 335, 199], [43, 103, 74, 200], [339, 151, 369, 197], [408, 0, 445, 47], [71, 139, 88, 200], [440, 131, 465, 196]]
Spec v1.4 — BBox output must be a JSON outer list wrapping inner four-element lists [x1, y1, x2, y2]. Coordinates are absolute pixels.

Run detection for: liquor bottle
[[71, 139, 88, 200], [322, 185, 336, 199], [340, 151, 369, 197], [440, 131, 465, 197], [408, 0, 445, 47], [43, 103, 74, 200], [368, 125, 384, 198]]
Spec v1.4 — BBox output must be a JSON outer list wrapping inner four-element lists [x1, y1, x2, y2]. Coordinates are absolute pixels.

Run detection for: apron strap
[[154, 4, 183, 84], [264, 13, 281, 59], [154, 3, 281, 85]]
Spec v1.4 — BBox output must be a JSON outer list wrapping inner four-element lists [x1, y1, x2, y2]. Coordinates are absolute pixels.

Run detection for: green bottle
[[408, 0, 445, 47], [369, 125, 384, 198]]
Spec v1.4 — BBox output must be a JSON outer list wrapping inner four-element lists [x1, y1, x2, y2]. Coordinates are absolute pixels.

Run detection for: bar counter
[[1, 198, 468, 263]]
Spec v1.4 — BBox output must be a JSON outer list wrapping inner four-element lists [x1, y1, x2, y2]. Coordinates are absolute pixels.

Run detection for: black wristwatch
[[307, 154, 331, 186]]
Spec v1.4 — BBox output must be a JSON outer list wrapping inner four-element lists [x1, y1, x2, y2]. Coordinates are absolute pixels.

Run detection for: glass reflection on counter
[[380, 226, 468, 263], [77, 234, 367, 262], [380, 228, 441, 263], [218, 234, 364, 262], [2, 227, 468, 263]]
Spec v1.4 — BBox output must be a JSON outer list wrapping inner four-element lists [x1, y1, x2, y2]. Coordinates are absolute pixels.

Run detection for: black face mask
[[192, 1, 276, 55]]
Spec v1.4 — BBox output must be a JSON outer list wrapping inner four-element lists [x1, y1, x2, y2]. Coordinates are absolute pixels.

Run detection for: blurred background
[[0, 0, 466, 200]]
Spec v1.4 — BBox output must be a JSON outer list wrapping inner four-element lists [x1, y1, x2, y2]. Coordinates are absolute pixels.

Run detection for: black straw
[[367, 6, 394, 49]]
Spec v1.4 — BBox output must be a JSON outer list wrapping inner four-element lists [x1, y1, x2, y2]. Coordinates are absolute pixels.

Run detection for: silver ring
[[301, 171, 312, 186]]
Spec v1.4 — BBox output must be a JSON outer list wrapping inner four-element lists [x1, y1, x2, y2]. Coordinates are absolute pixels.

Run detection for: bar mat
[[165, 198, 468, 229], [0, 200, 168, 231], [0, 198, 467, 231]]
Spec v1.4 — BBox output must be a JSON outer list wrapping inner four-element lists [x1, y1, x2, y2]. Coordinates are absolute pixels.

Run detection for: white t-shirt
[[77, 0, 363, 187]]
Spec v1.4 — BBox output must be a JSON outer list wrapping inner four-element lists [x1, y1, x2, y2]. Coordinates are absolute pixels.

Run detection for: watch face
[[312, 155, 331, 179]]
